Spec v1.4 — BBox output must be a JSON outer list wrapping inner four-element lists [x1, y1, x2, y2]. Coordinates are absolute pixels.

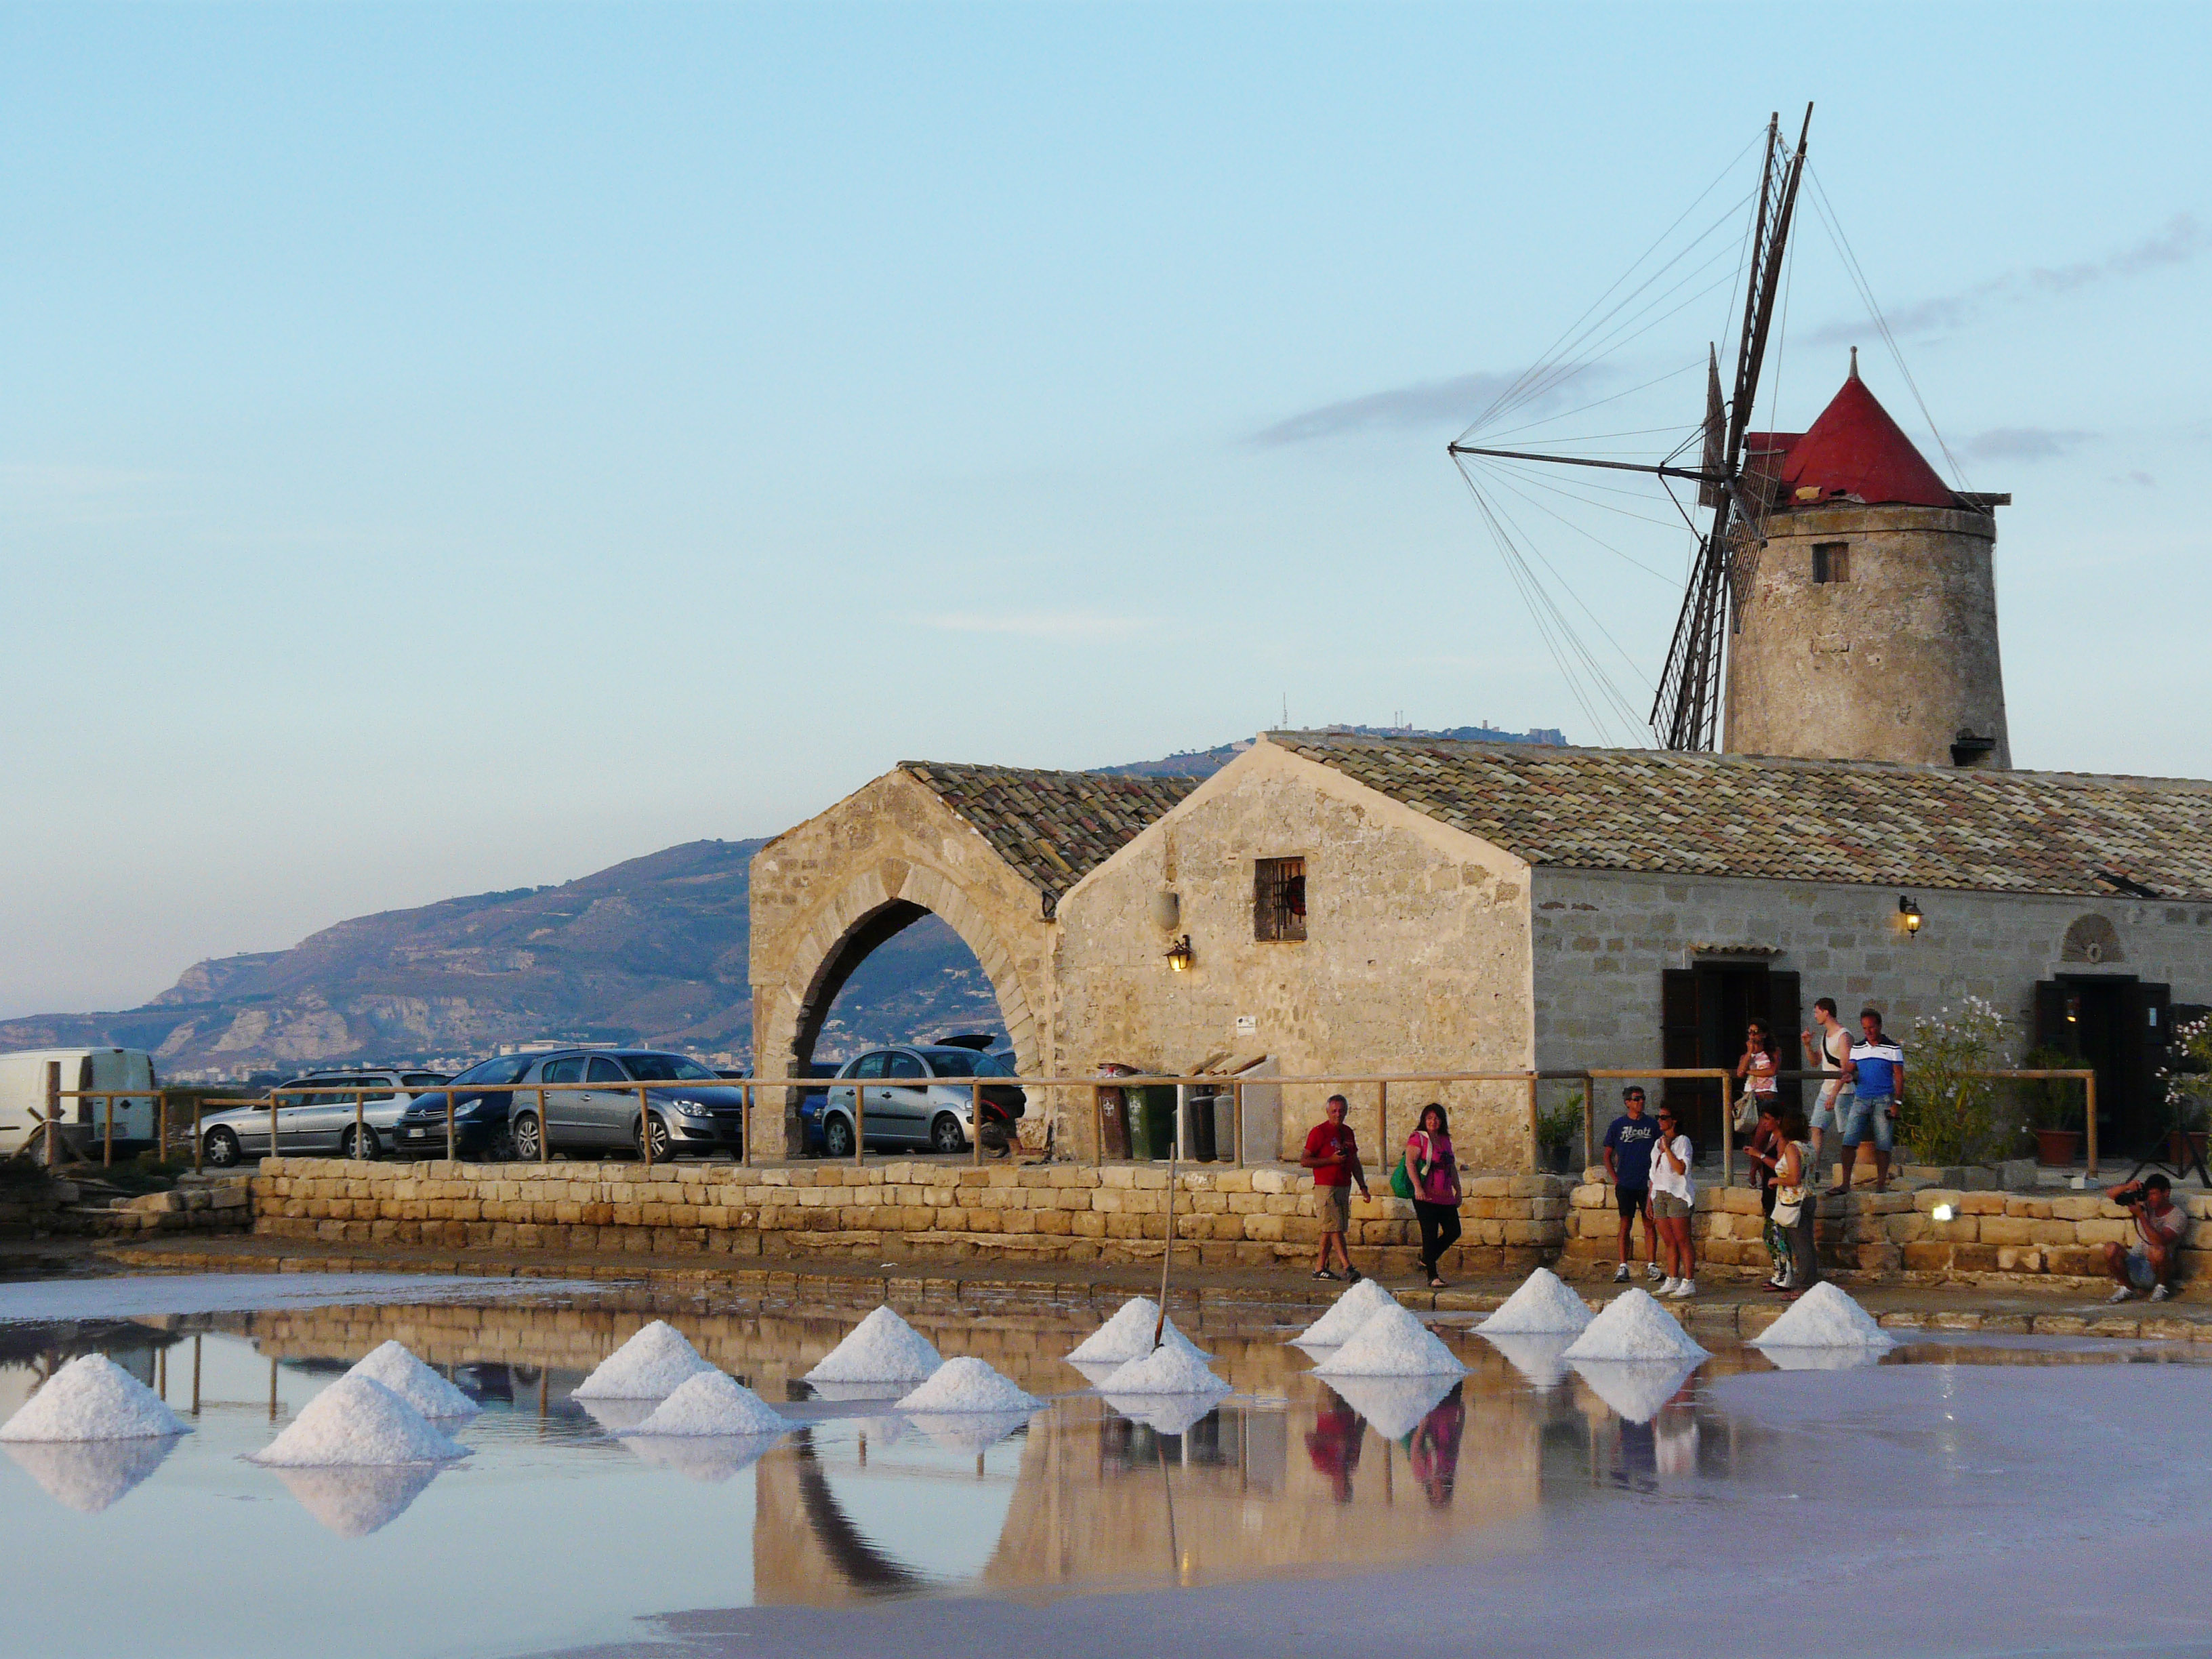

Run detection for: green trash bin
[[1135, 1086, 1177, 1161]]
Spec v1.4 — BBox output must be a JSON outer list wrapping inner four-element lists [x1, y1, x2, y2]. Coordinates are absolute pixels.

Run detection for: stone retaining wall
[[1561, 1179, 2212, 1286], [0, 1173, 252, 1239], [249, 1158, 1574, 1275]]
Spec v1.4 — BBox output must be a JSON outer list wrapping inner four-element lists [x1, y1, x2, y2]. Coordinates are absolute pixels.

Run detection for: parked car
[[390, 1054, 537, 1160], [810, 1040, 1025, 1158], [199, 1069, 452, 1166], [495, 1048, 745, 1162], [0, 1047, 161, 1160]]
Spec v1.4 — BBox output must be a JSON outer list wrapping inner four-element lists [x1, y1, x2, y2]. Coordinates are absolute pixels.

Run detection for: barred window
[[1254, 857, 1307, 942]]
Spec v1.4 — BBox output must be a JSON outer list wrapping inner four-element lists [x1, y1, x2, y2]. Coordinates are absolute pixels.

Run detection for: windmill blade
[[1697, 346, 1725, 509]]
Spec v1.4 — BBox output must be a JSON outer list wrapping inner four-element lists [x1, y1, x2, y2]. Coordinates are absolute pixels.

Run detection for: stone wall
[[1561, 1176, 2212, 1287], [249, 1156, 1572, 1276], [0, 1171, 251, 1239], [1053, 740, 1538, 1170]]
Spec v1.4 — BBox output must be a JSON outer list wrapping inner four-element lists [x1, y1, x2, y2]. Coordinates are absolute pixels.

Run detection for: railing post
[[538, 1085, 549, 1164], [1720, 1070, 1736, 1187], [1524, 1074, 1539, 1173], [354, 1090, 365, 1159], [269, 1090, 280, 1162], [192, 1095, 203, 1175], [1376, 1081, 1389, 1175], [972, 1080, 983, 1167], [2084, 1070, 2099, 1179], [854, 1076, 865, 1168], [638, 1084, 653, 1170], [1091, 1082, 1104, 1166], [739, 1082, 751, 1168], [444, 1088, 455, 1162], [1231, 1078, 1244, 1167], [1581, 1075, 1595, 1170], [103, 1094, 115, 1167]]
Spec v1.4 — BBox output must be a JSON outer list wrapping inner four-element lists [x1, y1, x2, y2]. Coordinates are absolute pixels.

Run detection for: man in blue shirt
[[1841, 1008, 1906, 1195], [1601, 1086, 1662, 1284]]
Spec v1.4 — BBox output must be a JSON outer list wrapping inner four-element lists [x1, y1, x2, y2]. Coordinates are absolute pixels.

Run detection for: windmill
[[1449, 107, 1812, 752]]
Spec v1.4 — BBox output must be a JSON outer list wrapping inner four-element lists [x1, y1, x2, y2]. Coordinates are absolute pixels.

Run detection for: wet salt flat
[[0, 1273, 2205, 1659]]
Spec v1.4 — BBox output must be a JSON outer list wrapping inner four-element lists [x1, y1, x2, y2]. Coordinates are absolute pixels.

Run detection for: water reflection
[[621, 1431, 785, 1484], [274, 1462, 447, 1536], [3, 1433, 181, 1513]]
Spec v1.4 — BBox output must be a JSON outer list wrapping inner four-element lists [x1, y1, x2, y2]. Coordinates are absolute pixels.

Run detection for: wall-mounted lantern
[[1165, 935, 1195, 973], [1898, 895, 1923, 938]]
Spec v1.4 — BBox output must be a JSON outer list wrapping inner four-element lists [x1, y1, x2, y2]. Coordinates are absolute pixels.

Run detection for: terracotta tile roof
[[901, 762, 1199, 913], [1270, 733, 2212, 901]]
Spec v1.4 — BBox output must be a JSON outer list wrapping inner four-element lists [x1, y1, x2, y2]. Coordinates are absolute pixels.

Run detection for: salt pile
[[1750, 1283, 1898, 1352], [1067, 1297, 1211, 1364], [346, 1340, 480, 1419], [0, 1353, 190, 1442], [5, 1436, 180, 1513], [1480, 1333, 1574, 1390], [1476, 1269, 1593, 1336], [1559, 1289, 1710, 1364], [893, 1356, 1041, 1415], [251, 1374, 470, 1467], [622, 1433, 783, 1484], [1292, 1277, 1398, 1347], [1313, 1305, 1469, 1378], [275, 1464, 443, 1536], [1571, 1359, 1698, 1424], [573, 1321, 718, 1399], [1097, 1343, 1231, 1399], [804, 1307, 943, 1384], [905, 1409, 1035, 1454], [629, 1372, 790, 1438], [1326, 1374, 1456, 1441]]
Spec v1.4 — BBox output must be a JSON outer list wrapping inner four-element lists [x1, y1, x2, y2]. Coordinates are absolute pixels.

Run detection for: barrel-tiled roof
[[1269, 733, 2212, 900], [900, 762, 1199, 913]]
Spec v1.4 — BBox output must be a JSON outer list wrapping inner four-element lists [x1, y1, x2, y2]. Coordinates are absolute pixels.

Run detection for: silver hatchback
[[199, 1069, 452, 1166]]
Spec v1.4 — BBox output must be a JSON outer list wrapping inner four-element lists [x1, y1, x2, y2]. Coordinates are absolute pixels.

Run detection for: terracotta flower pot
[[2032, 1128, 2082, 1166], [2167, 1130, 2207, 1169]]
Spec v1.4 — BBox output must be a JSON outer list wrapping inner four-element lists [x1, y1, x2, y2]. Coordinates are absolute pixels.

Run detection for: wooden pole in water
[[268, 1356, 279, 1420], [1151, 1141, 1178, 1350], [104, 1094, 114, 1167], [191, 1334, 201, 1416]]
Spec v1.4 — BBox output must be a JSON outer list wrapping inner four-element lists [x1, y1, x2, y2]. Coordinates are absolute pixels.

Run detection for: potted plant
[[1536, 1099, 1582, 1174], [2022, 1045, 2084, 1166]]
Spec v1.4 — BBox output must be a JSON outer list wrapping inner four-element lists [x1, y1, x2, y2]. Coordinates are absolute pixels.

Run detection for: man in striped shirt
[[1839, 1008, 1905, 1195]]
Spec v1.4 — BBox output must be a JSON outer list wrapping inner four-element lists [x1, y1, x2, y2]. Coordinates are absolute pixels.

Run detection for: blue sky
[[4, 2, 2207, 1017]]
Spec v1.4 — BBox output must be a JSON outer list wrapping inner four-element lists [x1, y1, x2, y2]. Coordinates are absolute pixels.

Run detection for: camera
[[2111, 1185, 2147, 1208]]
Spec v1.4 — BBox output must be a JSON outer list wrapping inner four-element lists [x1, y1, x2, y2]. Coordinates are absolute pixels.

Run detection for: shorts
[[1841, 1094, 1896, 1151], [1615, 1184, 1650, 1219], [2126, 1248, 2165, 1290], [1317, 1183, 1351, 1231], [1810, 1080, 1853, 1132], [1652, 1192, 1692, 1221]]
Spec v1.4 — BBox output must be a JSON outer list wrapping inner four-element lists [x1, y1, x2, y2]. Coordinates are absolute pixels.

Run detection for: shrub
[[2020, 1046, 2085, 1133], [2163, 1012, 2212, 1136], [1898, 997, 2013, 1166]]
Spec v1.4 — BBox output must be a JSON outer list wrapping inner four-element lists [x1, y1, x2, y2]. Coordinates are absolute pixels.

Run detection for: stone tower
[[1723, 357, 2011, 768]]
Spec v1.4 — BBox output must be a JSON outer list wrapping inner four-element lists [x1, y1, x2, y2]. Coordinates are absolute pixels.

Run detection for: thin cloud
[[1252, 365, 1629, 447], [924, 611, 1156, 640], [1804, 213, 2203, 346], [1962, 426, 2094, 462]]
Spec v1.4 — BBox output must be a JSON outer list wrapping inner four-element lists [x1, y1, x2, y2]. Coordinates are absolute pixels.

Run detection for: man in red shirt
[[1300, 1094, 1371, 1282]]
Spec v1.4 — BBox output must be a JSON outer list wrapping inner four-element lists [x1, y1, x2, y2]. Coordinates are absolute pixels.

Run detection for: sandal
[[1427, 1275, 1447, 1290]]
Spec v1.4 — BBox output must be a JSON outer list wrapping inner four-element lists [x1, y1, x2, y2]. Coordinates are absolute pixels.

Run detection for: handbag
[[1733, 1092, 1759, 1134], [1389, 1153, 1415, 1202]]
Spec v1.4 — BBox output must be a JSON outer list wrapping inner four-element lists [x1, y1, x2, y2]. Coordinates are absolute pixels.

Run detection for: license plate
[[407, 1128, 424, 1139]]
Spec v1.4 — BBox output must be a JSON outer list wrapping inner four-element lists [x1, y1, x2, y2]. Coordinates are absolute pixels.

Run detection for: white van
[[0, 1048, 160, 1159]]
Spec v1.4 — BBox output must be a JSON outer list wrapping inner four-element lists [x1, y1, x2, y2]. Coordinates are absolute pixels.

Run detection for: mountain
[[1, 724, 1563, 1080]]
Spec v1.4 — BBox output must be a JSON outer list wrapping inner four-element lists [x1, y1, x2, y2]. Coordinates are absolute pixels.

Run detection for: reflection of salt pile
[[274, 1463, 445, 1536], [1750, 1283, 1898, 1353], [346, 1341, 479, 1418], [1293, 1278, 1397, 1347], [1067, 1297, 1210, 1364], [805, 1307, 943, 1384], [1559, 1289, 1710, 1363], [575, 1397, 657, 1434], [1477, 1269, 1593, 1335], [251, 1375, 470, 1466], [630, 1372, 790, 1437], [1761, 1345, 1889, 1373], [1572, 1359, 1698, 1424], [806, 1378, 910, 1403], [4, 1435, 181, 1513], [1313, 1305, 1469, 1378], [1100, 1391, 1221, 1437], [1, 1353, 190, 1441], [622, 1434, 783, 1483], [1481, 1333, 1575, 1390], [1326, 1374, 1456, 1441], [894, 1356, 1040, 1414], [1097, 1343, 1230, 1399], [573, 1321, 717, 1399], [905, 1410, 1035, 1454]]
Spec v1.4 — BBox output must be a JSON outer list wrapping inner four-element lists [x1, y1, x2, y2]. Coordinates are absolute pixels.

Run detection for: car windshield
[[620, 1054, 719, 1082], [449, 1056, 533, 1087], [928, 1051, 977, 1078]]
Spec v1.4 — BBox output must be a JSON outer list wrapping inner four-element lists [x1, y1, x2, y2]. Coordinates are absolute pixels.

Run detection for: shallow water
[[0, 1274, 2203, 1659]]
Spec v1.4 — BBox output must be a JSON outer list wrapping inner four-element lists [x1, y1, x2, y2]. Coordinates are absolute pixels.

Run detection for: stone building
[[751, 735, 2212, 1168]]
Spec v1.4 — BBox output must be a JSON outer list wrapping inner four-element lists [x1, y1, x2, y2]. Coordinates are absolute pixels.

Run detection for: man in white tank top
[[1800, 996, 1853, 1186]]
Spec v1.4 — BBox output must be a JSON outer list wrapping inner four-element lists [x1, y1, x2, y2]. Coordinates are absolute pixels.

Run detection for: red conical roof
[[1777, 361, 1957, 508]]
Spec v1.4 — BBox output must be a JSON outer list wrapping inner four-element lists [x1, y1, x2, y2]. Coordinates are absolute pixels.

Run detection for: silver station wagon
[[199, 1069, 452, 1166]]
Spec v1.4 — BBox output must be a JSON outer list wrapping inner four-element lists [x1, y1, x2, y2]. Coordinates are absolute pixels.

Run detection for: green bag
[[1389, 1153, 1415, 1201]]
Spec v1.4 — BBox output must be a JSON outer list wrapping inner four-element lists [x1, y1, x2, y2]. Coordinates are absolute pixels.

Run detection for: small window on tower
[[1254, 857, 1307, 942], [1812, 541, 1850, 583]]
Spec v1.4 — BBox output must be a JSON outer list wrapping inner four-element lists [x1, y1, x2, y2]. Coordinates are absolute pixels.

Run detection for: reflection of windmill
[[1450, 108, 1811, 752]]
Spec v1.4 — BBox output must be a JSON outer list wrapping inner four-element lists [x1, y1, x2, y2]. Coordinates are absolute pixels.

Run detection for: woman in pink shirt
[[1406, 1102, 1464, 1289]]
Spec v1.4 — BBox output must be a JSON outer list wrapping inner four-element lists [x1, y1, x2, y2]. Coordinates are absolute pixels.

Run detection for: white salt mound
[[1477, 1269, 1593, 1336], [0, 1353, 190, 1443], [346, 1340, 480, 1419], [1067, 1297, 1211, 1364], [1559, 1289, 1711, 1363], [630, 1372, 790, 1438], [893, 1356, 1041, 1415], [1313, 1304, 1469, 1378], [1750, 1282, 1899, 1351], [1293, 1277, 1399, 1347], [1097, 1342, 1231, 1398], [5, 1436, 180, 1513], [573, 1321, 718, 1399], [1572, 1358, 1698, 1424], [252, 1374, 470, 1467], [804, 1307, 943, 1384], [1326, 1374, 1456, 1441]]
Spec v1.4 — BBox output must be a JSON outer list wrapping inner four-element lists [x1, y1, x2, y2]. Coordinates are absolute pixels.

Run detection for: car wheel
[[204, 1127, 241, 1168], [929, 1113, 966, 1155], [636, 1112, 672, 1162], [822, 1114, 854, 1160], [341, 1125, 378, 1161], [513, 1113, 542, 1161]]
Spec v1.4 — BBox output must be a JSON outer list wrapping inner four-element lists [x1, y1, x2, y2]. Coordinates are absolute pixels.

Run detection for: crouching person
[[2104, 1172, 2188, 1304]]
